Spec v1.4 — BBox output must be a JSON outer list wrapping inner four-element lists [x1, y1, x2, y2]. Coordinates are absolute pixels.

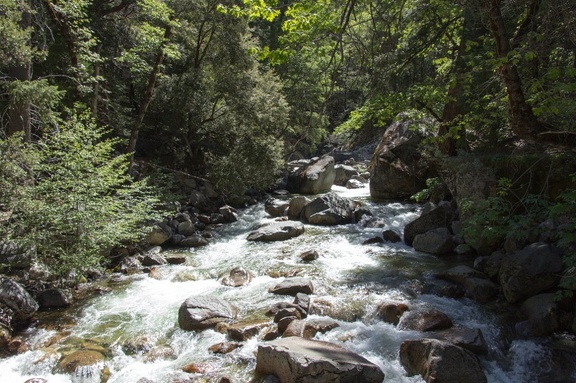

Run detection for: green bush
[[0, 113, 163, 279]]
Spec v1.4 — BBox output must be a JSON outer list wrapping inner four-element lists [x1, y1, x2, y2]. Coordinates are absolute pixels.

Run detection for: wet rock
[[166, 255, 187, 265], [283, 318, 340, 339], [247, 221, 305, 242], [375, 301, 410, 325], [0, 277, 38, 329], [436, 265, 487, 285], [398, 308, 453, 331], [178, 295, 234, 331], [265, 198, 290, 217], [267, 302, 307, 319], [219, 205, 238, 222], [404, 202, 454, 246], [346, 179, 364, 189], [256, 337, 384, 383], [38, 288, 72, 308], [287, 155, 336, 194], [180, 234, 209, 248], [516, 293, 560, 337], [334, 164, 359, 186], [400, 338, 487, 383], [269, 277, 314, 296], [429, 326, 488, 355], [209, 341, 242, 354], [499, 242, 563, 303], [142, 252, 167, 267], [293, 293, 311, 317], [383, 230, 401, 243], [413, 227, 454, 255], [304, 192, 359, 226], [227, 321, 268, 341], [57, 349, 105, 374], [299, 250, 319, 262], [119, 256, 141, 275], [362, 237, 384, 245], [287, 196, 311, 220], [24, 379, 48, 383], [221, 267, 253, 287], [274, 307, 302, 323], [462, 277, 499, 303]]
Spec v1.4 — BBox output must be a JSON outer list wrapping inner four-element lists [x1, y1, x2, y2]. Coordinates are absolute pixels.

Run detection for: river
[[0, 185, 560, 382]]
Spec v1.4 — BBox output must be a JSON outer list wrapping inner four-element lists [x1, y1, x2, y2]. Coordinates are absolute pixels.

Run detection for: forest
[[1, 0, 576, 277]]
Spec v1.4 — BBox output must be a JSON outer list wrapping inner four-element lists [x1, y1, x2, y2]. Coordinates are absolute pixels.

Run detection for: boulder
[[516, 293, 560, 337], [346, 179, 365, 189], [375, 301, 410, 325], [265, 198, 290, 217], [334, 164, 359, 186], [400, 338, 487, 383], [142, 252, 167, 267], [269, 277, 314, 296], [38, 288, 72, 308], [227, 321, 268, 341], [180, 234, 209, 248], [383, 230, 401, 243], [413, 227, 454, 255], [178, 296, 234, 331], [147, 223, 172, 246], [219, 205, 238, 222], [177, 220, 196, 236], [398, 308, 453, 331], [221, 267, 253, 287], [498, 242, 563, 303], [209, 341, 242, 354], [282, 318, 340, 339], [294, 293, 311, 317], [303, 193, 359, 225], [429, 327, 488, 354], [287, 155, 336, 194], [299, 250, 319, 262], [57, 349, 105, 375], [247, 221, 305, 242], [288, 196, 311, 220], [256, 337, 384, 383], [0, 241, 33, 269], [0, 277, 38, 329], [404, 202, 454, 246], [370, 115, 432, 200]]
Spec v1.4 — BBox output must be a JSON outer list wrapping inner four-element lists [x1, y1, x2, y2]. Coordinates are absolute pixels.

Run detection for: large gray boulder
[[247, 221, 305, 242], [178, 296, 234, 331], [516, 293, 560, 337], [256, 337, 384, 383], [400, 338, 487, 383], [265, 198, 290, 217], [0, 241, 34, 269], [413, 227, 454, 255], [303, 193, 359, 225], [0, 277, 39, 329], [287, 156, 336, 194], [498, 242, 563, 303], [288, 196, 311, 220], [404, 202, 454, 246], [369, 115, 432, 200]]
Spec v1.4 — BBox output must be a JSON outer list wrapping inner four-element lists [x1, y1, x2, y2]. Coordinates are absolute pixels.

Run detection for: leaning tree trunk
[[126, 25, 172, 174], [7, 10, 32, 142], [485, 0, 543, 138]]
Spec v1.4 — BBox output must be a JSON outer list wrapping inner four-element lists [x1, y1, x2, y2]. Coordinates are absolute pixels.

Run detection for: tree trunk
[[126, 25, 172, 173], [485, 0, 543, 137], [7, 10, 32, 142]]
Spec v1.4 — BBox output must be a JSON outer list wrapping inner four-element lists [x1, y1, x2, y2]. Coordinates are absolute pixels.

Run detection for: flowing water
[[0, 185, 566, 383]]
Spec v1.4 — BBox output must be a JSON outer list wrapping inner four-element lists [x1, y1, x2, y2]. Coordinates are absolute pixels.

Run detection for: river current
[[0, 185, 556, 382]]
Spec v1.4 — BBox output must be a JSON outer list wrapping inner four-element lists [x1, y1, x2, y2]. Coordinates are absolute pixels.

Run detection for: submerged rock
[[256, 337, 384, 383]]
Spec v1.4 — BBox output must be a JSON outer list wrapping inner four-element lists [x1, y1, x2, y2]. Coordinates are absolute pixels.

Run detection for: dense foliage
[[1, 0, 575, 277]]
